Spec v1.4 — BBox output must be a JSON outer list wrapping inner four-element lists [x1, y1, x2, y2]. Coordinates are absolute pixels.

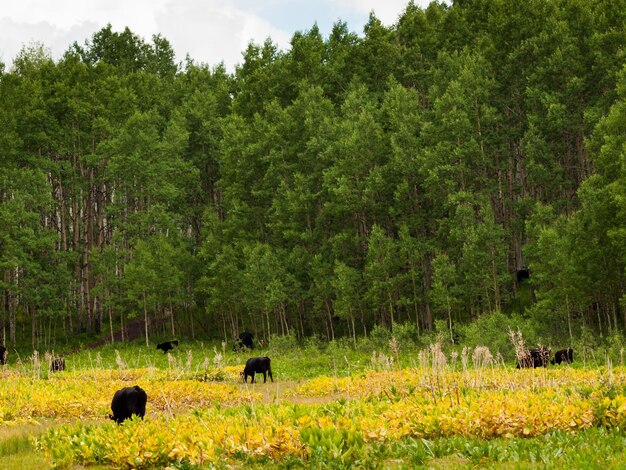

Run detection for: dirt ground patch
[[236, 379, 346, 405]]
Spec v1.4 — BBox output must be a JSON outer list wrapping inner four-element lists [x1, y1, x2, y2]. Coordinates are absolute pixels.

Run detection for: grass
[[2, 338, 626, 468], [0, 422, 55, 470], [7, 426, 626, 469], [11, 338, 380, 380], [7, 332, 615, 381], [411, 428, 626, 469], [173, 428, 626, 469]]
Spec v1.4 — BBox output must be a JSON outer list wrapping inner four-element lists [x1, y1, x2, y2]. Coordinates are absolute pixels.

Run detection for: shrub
[[459, 311, 541, 362], [390, 322, 419, 350], [189, 368, 226, 382], [268, 331, 300, 352], [303, 334, 326, 351], [369, 324, 392, 349]]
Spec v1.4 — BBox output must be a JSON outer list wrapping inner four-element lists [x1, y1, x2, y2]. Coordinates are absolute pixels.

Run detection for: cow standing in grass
[[551, 348, 574, 365], [242, 356, 273, 383], [233, 332, 254, 351], [110, 385, 148, 424], [516, 347, 551, 368], [50, 357, 65, 372], [156, 340, 179, 354], [0, 346, 6, 365]]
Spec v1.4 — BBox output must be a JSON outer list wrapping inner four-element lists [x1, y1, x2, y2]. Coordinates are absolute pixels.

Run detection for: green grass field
[[1, 339, 626, 468]]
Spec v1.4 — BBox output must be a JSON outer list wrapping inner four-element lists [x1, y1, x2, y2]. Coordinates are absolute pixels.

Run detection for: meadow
[[2, 337, 626, 469]]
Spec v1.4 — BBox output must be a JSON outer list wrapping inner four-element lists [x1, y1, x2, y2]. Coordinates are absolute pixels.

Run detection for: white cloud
[[155, 1, 291, 69], [0, 17, 99, 66], [0, 0, 438, 70], [0, 0, 291, 70], [0, 0, 169, 31], [332, 0, 432, 25]]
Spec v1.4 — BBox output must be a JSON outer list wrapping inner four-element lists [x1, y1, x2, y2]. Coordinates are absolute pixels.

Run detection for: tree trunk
[[324, 299, 335, 341], [8, 309, 15, 348], [410, 268, 420, 336], [83, 172, 94, 334], [491, 256, 501, 311], [30, 306, 36, 350], [221, 311, 227, 342], [120, 309, 125, 342], [360, 306, 367, 337], [169, 299, 175, 338], [189, 305, 195, 341], [387, 288, 395, 332], [280, 302, 289, 335], [66, 301, 73, 340], [109, 301, 114, 344], [143, 291, 149, 347], [447, 298, 454, 343], [422, 254, 433, 330], [350, 309, 356, 346]]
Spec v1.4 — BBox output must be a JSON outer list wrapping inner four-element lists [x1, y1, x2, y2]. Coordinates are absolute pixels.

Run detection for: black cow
[[109, 385, 148, 424], [516, 347, 551, 368], [551, 348, 574, 365], [156, 340, 179, 354], [233, 332, 254, 351], [50, 357, 65, 372], [516, 267, 530, 283], [0, 346, 6, 365], [242, 356, 273, 383]]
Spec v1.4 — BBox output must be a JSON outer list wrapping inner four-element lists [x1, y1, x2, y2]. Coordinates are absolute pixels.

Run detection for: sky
[[0, 0, 435, 71]]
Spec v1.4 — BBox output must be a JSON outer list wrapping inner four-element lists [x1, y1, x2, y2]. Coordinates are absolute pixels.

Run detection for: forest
[[1, 0, 625, 352]]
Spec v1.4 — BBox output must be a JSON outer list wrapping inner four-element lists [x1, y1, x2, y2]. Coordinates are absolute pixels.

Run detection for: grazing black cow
[[109, 385, 148, 424], [233, 332, 254, 351], [516, 267, 530, 283], [50, 357, 65, 372], [156, 340, 179, 354], [0, 346, 6, 365], [242, 356, 273, 383], [551, 348, 574, 365], [516, 347, 551, 368]]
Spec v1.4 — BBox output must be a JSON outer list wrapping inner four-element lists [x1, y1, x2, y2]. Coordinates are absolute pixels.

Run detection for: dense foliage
[[1, 0, 625, 348]]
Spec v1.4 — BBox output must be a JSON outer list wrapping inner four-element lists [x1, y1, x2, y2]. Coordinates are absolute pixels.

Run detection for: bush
[[459, 311, 541, 362], [303, 334, 326, 351], [390, 322, 419, 350], [268, 331, 300, 352], [590, 331, 626, 367], [189, 368, 226, 382], [369, 324, 392, 349]]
